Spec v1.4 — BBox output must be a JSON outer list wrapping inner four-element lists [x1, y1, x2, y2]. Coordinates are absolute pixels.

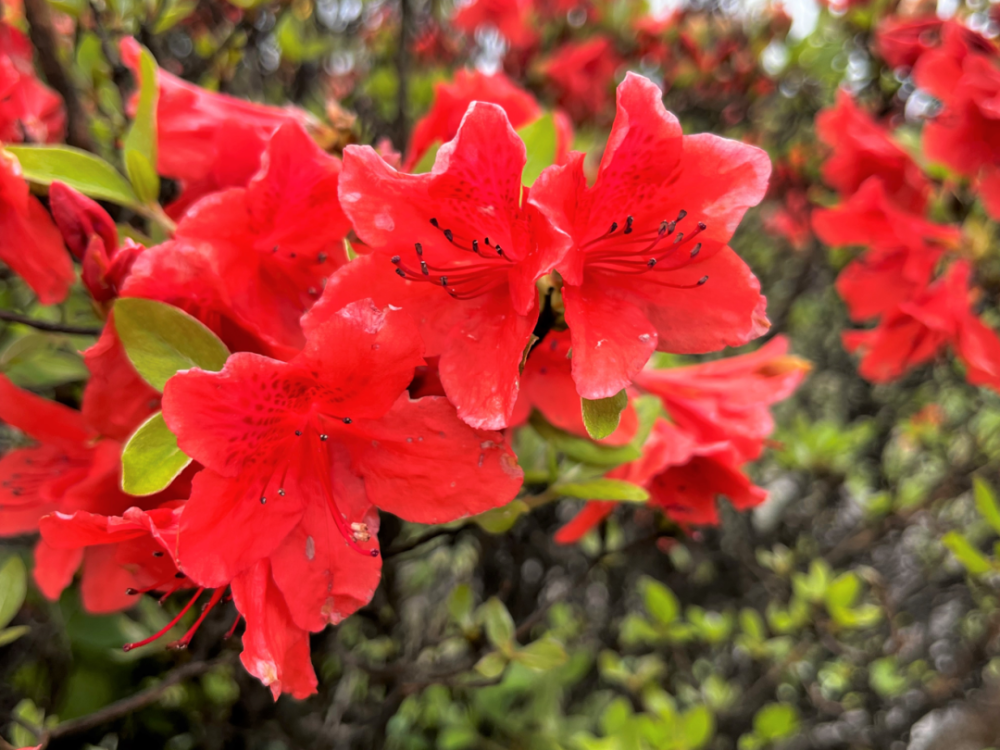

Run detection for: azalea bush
[[3, 0, 1000, 747]]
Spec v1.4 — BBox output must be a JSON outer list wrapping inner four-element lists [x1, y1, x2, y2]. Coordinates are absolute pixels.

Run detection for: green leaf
[[752, 703, 799, 741], [5, 145, 141, 209], [869, 656, 908, 698], [474, 651, 508, 679], [942, 530, 994, 576], [511, 637, 567, 671], [122, 43, 160, 204], [679, 705, 714, 749], [11, 699, 44, 750], [529, 413, 641, 467], [153, 0, 198, 32], [555, 478, 649, 503], [479, 597, 515, 649], [0, 556, 27, 630], [448, 584, 474, 628], [114, 298, 230, 391], [412, 141, 441, 174], [974, 477, 1000, 537], [581, 389, 629, 440], [472, 499, 529, 534], [0, 625, 29, 647], [642, 578, 680, 626], [121, 412, 192, 496], [516, 113, 557, 187]]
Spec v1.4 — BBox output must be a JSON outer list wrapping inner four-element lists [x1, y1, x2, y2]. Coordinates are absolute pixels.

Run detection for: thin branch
[[39, 653, 235, 747], [393, 0, 412, 148], [22, 0, 93, 151], [0, 310, 102, 336]]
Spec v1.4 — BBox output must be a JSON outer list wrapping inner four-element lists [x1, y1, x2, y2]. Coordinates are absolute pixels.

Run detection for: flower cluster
[[812, 32, 1000, 389], [0, 26, 800, 697]]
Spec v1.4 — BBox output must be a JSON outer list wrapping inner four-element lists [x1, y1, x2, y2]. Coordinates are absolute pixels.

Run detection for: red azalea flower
[[555, 420, 768, 543], [0, 375, 185, 612], [453, 0, 539, 51], [0, 22, 65, 143], [334, 102, 572, 429], [539, 37, 623, 122], [635, 336, 810, 464], [39, 505, 317, 698], [843, 261, 1000, 389], [915, 25, 1000, 211], [120, 37, 322, 217], [0, 150, 74, 304], [38, 504, 196, 611], [49, 182, 143, 303], [405, 69, 572, 172], [812, 178, 961, 322], [122, 122, 351, 358], [876, 17, 994, 70], [531, 73, 770, 401], [161, 297, 523, 633], [816, 90, 930, 213], [509, 330, 639, 446], [762, 189, 812, 250]]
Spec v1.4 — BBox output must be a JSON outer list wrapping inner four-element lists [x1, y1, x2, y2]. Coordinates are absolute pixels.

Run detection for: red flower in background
[[334, 102, 571, 429], [0, 150, 73, 304], [843, 261, 1000, 389], [539, 36, 623, 122], [453, 0, 539, 51], [122, 122, 351, 358], [532, 73, 770, 400], [404, 69, 572, 171], [914, 26, 1000, 217], [556, 338, 807, 542], [876, 17, 994, 70], [0, 22, 65, 143], [555, 420, 769, 542], [816, 90, 930, 213], [812, 178, 961, 322], [509, 330, 639, 445], [120, 37, 323, 217], [635, 336, 810, 463], [161, 298, 521, 646]]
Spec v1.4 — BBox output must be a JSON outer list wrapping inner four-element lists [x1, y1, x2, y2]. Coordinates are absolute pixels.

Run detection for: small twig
[[39, 653, 234, 746], [393, 0, 412, 148], [0, 310, 102, 336], [0, 310, 101, 336], [22, 0, 93, 150]]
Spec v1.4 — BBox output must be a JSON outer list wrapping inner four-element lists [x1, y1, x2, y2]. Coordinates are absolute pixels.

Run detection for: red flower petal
[[33, 539, 83, 601], [344, 394, 523, 523], [231, 560, 318, 700]]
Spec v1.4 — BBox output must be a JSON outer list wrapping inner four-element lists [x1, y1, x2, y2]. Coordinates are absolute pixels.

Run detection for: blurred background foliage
[[3, 0, 1000, 748]]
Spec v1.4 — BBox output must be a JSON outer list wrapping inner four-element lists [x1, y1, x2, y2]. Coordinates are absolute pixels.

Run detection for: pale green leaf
[[0, 556, 27, 630], [122, 43, 160, 204], [555, 479, 649, 503], [5, 145, 141, 209], [474, 651, 508, 679], [942, 530, 994, 576], [0, 625, 30, 647], [974, 477, 1000, 537], [479, 597, 515, 648], [122, 412, 192, 496], [581, 389, 629, 440], [114, 298, 230, 391], [511, 637, 567, 671], [516, 113, 557, 187], [642, 578, 680, 626]]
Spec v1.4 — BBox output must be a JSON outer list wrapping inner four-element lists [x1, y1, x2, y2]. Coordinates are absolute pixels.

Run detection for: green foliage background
[[4, 0, 1000, 748]]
